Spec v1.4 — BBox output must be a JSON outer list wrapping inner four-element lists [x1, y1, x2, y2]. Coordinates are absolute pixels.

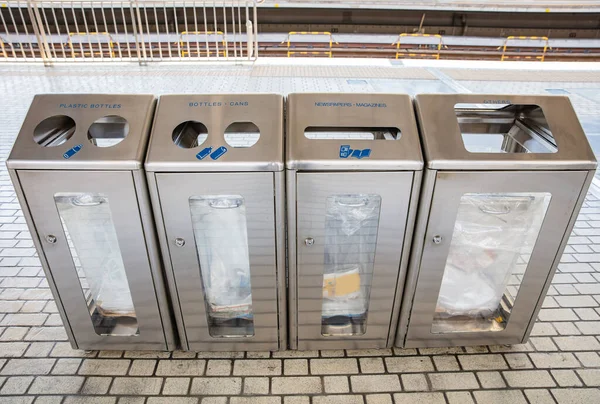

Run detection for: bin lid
[[415, 93, 597, 171], [7, 94, 156, 171], [286, 93, 423, 171], [145, 94, 284, 172]]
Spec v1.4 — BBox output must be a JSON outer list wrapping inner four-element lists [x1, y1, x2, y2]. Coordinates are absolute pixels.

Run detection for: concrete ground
[[1, 58, 600, 403]]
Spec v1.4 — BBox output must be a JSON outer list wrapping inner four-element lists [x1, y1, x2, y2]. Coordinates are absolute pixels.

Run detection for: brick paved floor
[[1, 61, 600, 404]]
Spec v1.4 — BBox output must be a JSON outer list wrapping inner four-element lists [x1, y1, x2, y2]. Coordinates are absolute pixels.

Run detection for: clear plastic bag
[[436, 193, 550, 318], [322, 194, 381, 323], [189, 196, 253, 322]]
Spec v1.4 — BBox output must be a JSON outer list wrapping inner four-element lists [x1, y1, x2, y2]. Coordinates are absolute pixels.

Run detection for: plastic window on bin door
[[189, 195, 255, 337], [54, 192, 139, 336], [321, 194, 382, 337], [432, 192, 551, 334]]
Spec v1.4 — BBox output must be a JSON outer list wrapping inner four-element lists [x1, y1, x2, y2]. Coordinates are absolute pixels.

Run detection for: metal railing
[[285, 31, 338, 58], [1, 0, 259, 65], [392, 33, 443, 60], [501, 35, 549, 62]]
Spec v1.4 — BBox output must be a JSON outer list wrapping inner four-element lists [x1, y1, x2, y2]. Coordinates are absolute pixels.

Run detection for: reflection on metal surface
[[456, 103, 557, 154], [224, 122, 260, 148], [33, 115, 76, 147], [189, 194, 255, 338], [55, 192, 139, 337], [432, 192, 551, 334]]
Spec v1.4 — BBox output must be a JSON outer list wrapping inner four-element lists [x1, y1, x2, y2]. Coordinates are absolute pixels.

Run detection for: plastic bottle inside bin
[[189, 195, 254, 335]]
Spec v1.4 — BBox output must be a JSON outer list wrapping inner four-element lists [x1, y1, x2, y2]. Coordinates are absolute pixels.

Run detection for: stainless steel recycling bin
[[397, 94, 598, 348], [287, 93, 424, 350], [145, 94, 286, 351], [7, 94, 176, 351]]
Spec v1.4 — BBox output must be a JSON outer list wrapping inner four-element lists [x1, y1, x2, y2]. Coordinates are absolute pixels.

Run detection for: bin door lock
[[174, 238, 186, 247], [45, 235, 57, 244], [432, 235, 442, 245], [304, 237, 315, 247]]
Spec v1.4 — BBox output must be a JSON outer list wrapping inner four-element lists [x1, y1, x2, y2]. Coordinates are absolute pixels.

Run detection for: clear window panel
[[189, 195, 255, 337], [54, 193, 138, 336], [432, 192, 552, 334], [322, 194, 382, 336]]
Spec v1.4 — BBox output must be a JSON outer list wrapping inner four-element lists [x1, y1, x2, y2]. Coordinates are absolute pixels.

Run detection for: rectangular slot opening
[[455, 103, 557, 153], [305, 127, 400, 140]]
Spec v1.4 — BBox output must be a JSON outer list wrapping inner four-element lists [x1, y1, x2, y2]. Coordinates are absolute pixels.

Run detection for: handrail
[[501, 35, 549, 62], [392, 33, 443, 60], [285, 31, 338, 58]]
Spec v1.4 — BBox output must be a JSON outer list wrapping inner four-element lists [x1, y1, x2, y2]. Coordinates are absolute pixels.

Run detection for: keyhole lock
[[432, 235, 443, 245], [174, 238, 186, 247], [304, 237, 315, 247], [45, 235, 57, 244]]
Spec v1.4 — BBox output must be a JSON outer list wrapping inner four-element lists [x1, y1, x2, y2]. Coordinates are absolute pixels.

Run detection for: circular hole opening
[[88, 115, 129, 147], [172, 121, 208, 149], [33, 115, 76, 147], [224, 122, 260, 148]]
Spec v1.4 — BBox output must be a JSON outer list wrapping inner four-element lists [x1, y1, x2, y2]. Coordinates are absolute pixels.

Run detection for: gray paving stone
[[147, 399, 197, 404], [109, 377, 163, 395], [0, 342, 27, 358], [401, 374, 428, 391], [432, 356, 459, 371], [504, 370, 557, 388], [552, 370, 584, 387], [385, 357, 434, 373], [63, 398, 117, 404], [312, 396, 362, 404], [393, 393, 445, 404], [52, 358, 82, 375], [346, 349, 393, 357], [551, 388, 600, 404], [191, 377, 243, 395], [574, 321, 600, 334], [523, 389, 557, 404], [428, 372, 478, 390], [282, 397, 309, 404], [458, 354, 508, 370], [365, 394, 392, 404], [310, 359, 358, 375], [447, 391, 476, 404], [243, 377, 269, 395], [0, 376, 33, 395], [1, 359, 55, 375], [538, 309, 579, 321], [79, 359, 130, 375], [351, 375, 401, 393], [575, 352, 600, 367], [233, 359, 281, 376], [162, 377, 190, 395], [29, 376, 85, 394], [554, 336, 600, 351], [504, 353, 533, 369], [24, 342, 54, 358], [358, 358, 384, 374], [530, 337, 559, 351], [529, 353, 581, 369], [473, 390, 527, 404], [156, 359, 206, 376], [576, 369, 600, 386], [80, 377, 112, 394], [283, 359, 308, 375], [476, 371, 506, 388], [324, 376, 349, 393], [271, 377, 321, 395], [205, 360, 232, 376], [33, 397, 64, 404], [128, 360, 156, 376]]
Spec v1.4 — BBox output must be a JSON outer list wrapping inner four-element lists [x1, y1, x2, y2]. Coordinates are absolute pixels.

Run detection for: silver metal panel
[[7, 94, 156, 171], [403, 170, 588, 348], [295, 171, 414, 350], [155, 172, 281, 351], [286, 93, 423, 171], [17, 170, 170, 351], [415, 94, 597, 171], [274, 171, 288, 350], [145, 94, 284, 173]]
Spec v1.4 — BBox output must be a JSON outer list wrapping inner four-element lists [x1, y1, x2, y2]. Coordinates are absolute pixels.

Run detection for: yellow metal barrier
[[501, 36, 549, 62], [285, 31, 338, 58], [393, 33, 442, 60], [0, 36, 6, 59], [68, 32, 115, 58], [179, 31, 226, 57]]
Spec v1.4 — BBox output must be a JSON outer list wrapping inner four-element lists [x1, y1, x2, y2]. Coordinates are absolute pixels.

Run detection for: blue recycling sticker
[[340, 145, 371, 159], [210, 146, 228, 160], [196, 147, 212, 160], [63, 144, 83, 159]]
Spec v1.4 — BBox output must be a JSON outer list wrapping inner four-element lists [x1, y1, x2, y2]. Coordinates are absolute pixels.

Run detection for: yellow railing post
[[285, 31, 338, 58], [392, 33, 443, 60], [501, 36, 549, 62]]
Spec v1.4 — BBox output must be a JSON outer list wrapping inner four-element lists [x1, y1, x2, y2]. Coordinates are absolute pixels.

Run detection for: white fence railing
[[0, 0, 259, 65]]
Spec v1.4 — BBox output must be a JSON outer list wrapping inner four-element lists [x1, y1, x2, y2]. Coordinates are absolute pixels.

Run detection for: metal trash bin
[[287, 93, 424, 350], [7, 94, 176, 351], [145, 94, 286, 351], [397, 94, 598, 348]]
